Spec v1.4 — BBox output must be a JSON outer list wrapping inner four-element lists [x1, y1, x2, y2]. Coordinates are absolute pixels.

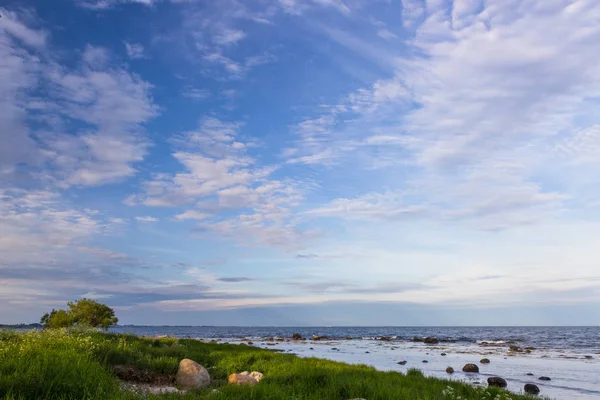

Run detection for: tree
[[40, 298, 118, 329], [40, 309, 72, 329]]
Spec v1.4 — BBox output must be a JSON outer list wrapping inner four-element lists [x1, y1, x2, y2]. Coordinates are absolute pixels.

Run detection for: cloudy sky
[[1, 0, 600, 326]]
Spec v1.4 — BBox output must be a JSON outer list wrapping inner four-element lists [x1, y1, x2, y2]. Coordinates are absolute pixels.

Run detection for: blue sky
[[2, 0, 600, 326]]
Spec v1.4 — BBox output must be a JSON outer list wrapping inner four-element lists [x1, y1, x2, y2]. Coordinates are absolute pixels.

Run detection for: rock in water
[[480, 358, 490, 364], [539, 376, 551, 381], [446, 367, 454, 374], [176, 359, 211, 388], [524, 383, 540, 394], [526, 373, 534, 376], [423, 337, 440, 344], [422, 360, 429, 363], [462, 363, 479, 373], [228, 374, 258, 386], [487, 377, 507, 388], [397, 361, 407, 365]]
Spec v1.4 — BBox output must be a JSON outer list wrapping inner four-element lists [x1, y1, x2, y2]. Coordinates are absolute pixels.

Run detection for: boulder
[[175, 359, 211, 389], [487, 377, 507, 388], [423, 337, 440, 344], [446, 367, 454, 374], [509, 345, 522, 352], [462, 363, 479, 373], [422, 360, 429, 363], [397, 361, 407, 365], [441, 353, 447, 356], [228, 373, 258, 386], [250, 371, 264, 382], [292, 333, 303, 340], [526, 373, 534, 376], [538, 376, 551, 381], [524, 383, 540, 394], [480, 358, 490, 364]]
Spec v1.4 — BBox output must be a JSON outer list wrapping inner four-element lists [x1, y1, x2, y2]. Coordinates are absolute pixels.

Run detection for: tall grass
[[0, 329, 539, 400]]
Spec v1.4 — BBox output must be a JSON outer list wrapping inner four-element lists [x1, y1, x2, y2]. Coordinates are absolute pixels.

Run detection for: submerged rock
[[480, 358, 490, 364], [462, 363, 479, 373], [175, 359, 211, 389], [397, 361, 407, 365], [446, 367, 454, 374], [487, 377, 507, 388], [422, 360, 429, 363], [524, 383, 540, 394], [538, 376, 551, 381]]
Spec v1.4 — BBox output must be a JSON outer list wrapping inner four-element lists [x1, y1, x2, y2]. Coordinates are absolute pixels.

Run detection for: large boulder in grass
[[175, 359, 211, 388], [228, 373, 258, 386], [462, 363, 479, 373]]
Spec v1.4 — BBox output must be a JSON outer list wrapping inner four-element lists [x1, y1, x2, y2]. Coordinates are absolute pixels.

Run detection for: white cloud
[[182, 86, 210, 100], [74, 0, 158, 9], [135, 216, 159, 222], [128, 117, 308, 247], [123, 41, 146, 59], [377, 29, 398, 40], [212, 29, 246, 46]]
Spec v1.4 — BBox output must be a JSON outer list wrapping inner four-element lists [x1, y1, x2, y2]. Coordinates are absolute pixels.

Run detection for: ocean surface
[[110, 326, 599, 400]]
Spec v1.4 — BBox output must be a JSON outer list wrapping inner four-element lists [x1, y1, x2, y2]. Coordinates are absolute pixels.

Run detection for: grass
[[0, 329, 539, 400]]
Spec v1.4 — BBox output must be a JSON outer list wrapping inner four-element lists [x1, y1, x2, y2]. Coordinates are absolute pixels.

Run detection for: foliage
[[40, 298, 118, 329], [0, 329, 545, 400]]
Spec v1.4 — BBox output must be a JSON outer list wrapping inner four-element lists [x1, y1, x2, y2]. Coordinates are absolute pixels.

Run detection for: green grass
[[0, 329, 538, 400]]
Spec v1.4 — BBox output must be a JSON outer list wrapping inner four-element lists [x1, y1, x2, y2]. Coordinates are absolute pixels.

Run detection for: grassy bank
[[0, 329, 536, 400]]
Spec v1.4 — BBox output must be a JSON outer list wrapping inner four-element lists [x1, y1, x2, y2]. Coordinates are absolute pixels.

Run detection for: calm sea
[[109, 326, 600, 353]]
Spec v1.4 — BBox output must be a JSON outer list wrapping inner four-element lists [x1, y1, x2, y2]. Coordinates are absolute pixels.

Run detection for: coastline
[[225, 337, 599, 400]]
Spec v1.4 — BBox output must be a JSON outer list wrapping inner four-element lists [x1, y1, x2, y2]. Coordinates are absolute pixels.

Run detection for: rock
[[275, 337, 284, 342], [423, 337, 440, 344], [332, 347, 339, 351], [584, 355, 593, 359], [397, 361, 407, 365], [250, 371, 264, 382], [247, 341, 253, 345], [310, 347, 314, 350], [228, 373, 258, 386], [538, 376, 551, 381], [462, 363, 479, 373], [525, 347, 536, 351], [524, 383, 540, 394], [441, 353, 447, 356], [422, 360, 429, 363], [487, 377, 507, 388], [412, 336, 424, 342], [446, 367, 454, 374], [480, 358, 490, 364], [365, 351, 370, 353], [175, 359, 211, 389], [509, 345, 522, 352], [312, 335, 320, 341], [526, 373, 534, 376]]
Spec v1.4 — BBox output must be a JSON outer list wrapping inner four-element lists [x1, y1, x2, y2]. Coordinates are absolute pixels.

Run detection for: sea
[[109, 326, 600, 400]]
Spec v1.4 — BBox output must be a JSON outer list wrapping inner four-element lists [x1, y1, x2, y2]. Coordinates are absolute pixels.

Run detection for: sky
[[1, 0, 600, 326]]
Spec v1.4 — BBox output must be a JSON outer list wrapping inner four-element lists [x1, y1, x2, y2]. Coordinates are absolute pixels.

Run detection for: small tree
[[40, 309, 72, 329], [40, 298, 118, 329]]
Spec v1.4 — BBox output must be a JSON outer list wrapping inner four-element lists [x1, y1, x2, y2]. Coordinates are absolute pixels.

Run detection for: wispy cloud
[[123, 41, 146, 59]]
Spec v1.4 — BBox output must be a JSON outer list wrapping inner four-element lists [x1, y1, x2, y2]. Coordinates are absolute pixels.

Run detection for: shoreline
[[237, 337, 599, 400]]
